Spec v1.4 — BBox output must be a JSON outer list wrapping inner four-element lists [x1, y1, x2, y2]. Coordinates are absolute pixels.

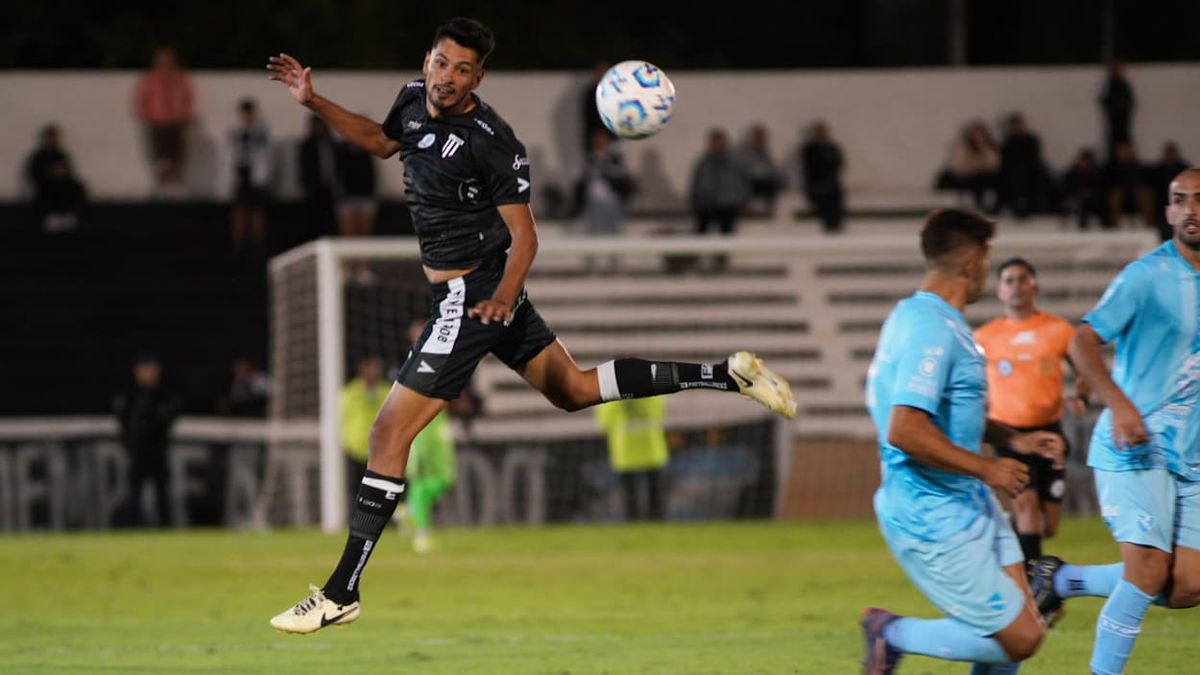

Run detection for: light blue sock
[[1055, 563, 1171, 606], [1091, 579, 1153, 675], [970, 663, 1020, 674], [1054, 563, 1123, 598], [884, 617, 1010, 663]]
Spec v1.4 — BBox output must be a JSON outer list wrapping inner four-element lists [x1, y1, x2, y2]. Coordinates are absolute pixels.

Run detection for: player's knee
[[1126, 556, 1171, 595], [1042, 522, 1058, 538], [1005, 624, 1045, 661], [544, 378, 596, 412], [1169, 579, 1200, 608]]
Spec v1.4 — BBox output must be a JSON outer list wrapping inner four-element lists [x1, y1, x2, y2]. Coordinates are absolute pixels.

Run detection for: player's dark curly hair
[[920, 208, 995, 264], [996, 256, 1036, 278], [433, 17, 495, 65]]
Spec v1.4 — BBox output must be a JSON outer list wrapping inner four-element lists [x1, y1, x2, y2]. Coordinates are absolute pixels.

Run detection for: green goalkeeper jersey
[[406, 410, 457, 482]]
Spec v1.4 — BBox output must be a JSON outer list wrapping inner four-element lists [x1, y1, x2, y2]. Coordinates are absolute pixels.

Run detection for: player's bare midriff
[[424, 264, 478, 283]]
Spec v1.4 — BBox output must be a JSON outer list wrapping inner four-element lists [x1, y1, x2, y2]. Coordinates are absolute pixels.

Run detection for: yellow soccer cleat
[[269, 584, 360, 635], [727, 351, 797, 419]]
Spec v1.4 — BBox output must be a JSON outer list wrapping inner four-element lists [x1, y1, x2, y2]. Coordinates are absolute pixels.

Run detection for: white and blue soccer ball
[[594, 60, 676, 140]]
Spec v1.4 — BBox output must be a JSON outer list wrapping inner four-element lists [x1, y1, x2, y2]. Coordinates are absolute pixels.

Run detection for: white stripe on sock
[[362, 476, 406, 495], [597, 360, 621, 401]]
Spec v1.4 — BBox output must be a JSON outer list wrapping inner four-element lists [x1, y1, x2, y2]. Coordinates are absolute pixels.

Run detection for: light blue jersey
[[866, 291, 991, 539], [1084, 241, 1200, 481]]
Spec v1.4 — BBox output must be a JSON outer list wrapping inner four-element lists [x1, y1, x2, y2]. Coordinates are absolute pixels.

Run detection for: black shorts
[[996, 421, 1068, 503], [396, 257, 557, 400]]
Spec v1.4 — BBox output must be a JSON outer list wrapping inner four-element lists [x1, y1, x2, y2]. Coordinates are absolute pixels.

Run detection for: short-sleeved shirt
[[975, 311, 1075, 428], [866, 291, 991, 539], [381, 80, 532, 270], [1083, 241, 1200, 480]]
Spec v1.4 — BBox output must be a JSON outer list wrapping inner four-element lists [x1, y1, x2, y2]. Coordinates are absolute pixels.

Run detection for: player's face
[[1166, 172, 1200, 251], [423, 39, 484, 116], [997, 265, 1037, 311]]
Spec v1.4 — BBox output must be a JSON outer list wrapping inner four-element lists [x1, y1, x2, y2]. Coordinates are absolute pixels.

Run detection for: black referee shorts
[[396, 257, 557, 400], [995, 421, 1069, 503]]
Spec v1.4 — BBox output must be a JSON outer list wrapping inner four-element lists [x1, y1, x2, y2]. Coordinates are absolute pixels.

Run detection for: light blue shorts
[[1095, 468, 1200, 553], [876, 490, 1026, 636]]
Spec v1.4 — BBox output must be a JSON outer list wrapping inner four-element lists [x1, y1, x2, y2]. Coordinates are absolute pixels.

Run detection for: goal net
[[265, 228, 1156, 532]]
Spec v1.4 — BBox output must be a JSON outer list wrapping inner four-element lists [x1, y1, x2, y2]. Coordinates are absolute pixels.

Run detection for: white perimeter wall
[[1, 64, 1197, 204]]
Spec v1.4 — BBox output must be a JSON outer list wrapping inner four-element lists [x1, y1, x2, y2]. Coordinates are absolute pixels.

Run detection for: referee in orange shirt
[[976, 257, 1089, 562]]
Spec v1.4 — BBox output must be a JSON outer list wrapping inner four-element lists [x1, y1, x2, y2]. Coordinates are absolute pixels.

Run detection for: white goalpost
[[266, 228, 1156, 532]]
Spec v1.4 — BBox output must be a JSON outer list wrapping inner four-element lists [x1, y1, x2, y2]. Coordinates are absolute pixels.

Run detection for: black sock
[[323, 469, 405, 604], [599, 358, 737, 400], [1018, 533, 1042, 561]]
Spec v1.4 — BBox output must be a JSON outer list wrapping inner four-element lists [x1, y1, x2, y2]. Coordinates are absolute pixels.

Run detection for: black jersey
[[381, 80, 532, 270]]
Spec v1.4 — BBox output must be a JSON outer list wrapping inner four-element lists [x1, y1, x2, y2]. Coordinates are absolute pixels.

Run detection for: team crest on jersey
[[998, 358, 1014, 376], [442, 133, 465, 158]]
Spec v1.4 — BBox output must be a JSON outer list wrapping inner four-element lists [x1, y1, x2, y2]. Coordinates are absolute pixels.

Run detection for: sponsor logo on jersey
[[1011, 330, 1037, 346], [516, 177, 530, 193], [406, 120, 423, 130], [512, 154, 530, 170], [418, 132, 436, 149], [442, 133, 465, 158], [473, 118, 495, 135]]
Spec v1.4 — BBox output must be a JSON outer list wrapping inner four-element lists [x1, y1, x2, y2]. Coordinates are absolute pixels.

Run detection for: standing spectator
[[1099, 59, 1135, 159], [580, 60, 616, 154], [228, 98, 271, 258], [1148, 142, 1190, 240], [218, 356, 271, 417], [134, 46, 193, 195], [998, 113, 1053, 218], [574, 128, 634, 271], [23, 124, 87, 232], [936, 120, 1000, 212], [737, 123, 786, 216], [800, 120, 845, 233], [690, 128, 750, 270], [339, 354, 390, 503], [1102, 141, 1153, 229], [596, 396, 669, 521], [298, 115, 338, 237], [1060, 148, 1106, 230], [334, 131, 380, 237], [113, 353, 181, 527]]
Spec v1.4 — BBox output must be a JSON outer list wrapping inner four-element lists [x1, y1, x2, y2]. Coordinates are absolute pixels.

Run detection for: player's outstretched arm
[[889, 405, 1029, 497], [1069, 323, 1147, 450], [266, 53, 400, 159]]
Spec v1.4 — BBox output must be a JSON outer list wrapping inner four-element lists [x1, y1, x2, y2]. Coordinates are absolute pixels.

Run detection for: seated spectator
[[690, 128, 750, 270], [1103, 141, 1154, 229], [998, 113, 1055, 218], [799, 120, 844, 233], [298, 115, 338, 237], [1060, 149, 1106, 230], [24, 124, 87, 232], [1148, 141, 1190, 240], [736, 123, 785, 216], [574, 128, 635, 272], [936, 119, 1000, 212]]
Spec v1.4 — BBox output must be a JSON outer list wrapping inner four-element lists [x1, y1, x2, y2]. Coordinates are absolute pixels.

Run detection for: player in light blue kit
[[1025, 168, 1200, 675], [860, 209, 1065, 674]]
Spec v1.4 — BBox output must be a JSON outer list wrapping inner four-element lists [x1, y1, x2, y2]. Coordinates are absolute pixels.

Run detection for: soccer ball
[[594, 60, 676, 140]]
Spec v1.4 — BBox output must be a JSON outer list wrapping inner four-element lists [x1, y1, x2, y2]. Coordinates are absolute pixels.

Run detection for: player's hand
[[468, 298, 513, 326], [983, 457, 1030, 499], [267, 53, 314, 105], [1110, 399, 1149, 452], [1010, 431, 1066, 470]]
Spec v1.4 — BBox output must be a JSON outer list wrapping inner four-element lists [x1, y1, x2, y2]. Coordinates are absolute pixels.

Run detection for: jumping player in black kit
[[267, 17, 795, 634]]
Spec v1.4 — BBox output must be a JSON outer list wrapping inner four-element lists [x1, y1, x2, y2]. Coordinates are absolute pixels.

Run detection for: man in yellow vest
[[596, 396, 669, 520], [340, 355, 390, 500]]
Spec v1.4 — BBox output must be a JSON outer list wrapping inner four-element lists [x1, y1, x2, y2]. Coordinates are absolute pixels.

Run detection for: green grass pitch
[[3, 517, 1197, 673]]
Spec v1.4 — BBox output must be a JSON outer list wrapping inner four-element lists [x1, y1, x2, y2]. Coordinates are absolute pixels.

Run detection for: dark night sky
[[2, 1, 1198, 71]]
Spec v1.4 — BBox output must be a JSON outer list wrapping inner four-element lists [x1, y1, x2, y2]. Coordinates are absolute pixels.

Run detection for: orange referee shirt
[[975, 311, 1075, 428]]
